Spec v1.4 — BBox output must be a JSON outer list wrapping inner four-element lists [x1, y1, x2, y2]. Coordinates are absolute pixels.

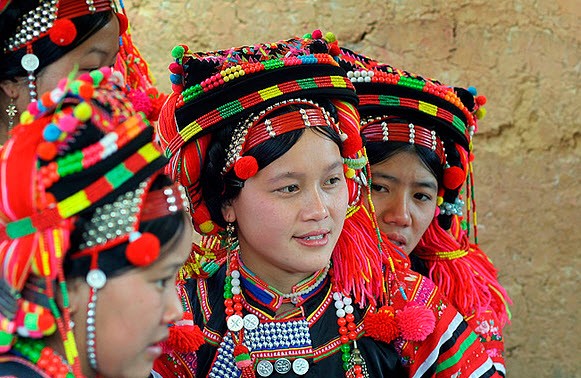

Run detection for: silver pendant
[[226, 314, 244, 332], [21, 53, 39, 72], [256, 360, 274, 377], [86, 269, 107, 289], [243, 313, 259, 330], [274, 358, 292, 374], [292, 358, 309, 375]]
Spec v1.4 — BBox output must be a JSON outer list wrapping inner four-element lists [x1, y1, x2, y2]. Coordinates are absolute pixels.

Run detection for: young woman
[[0, 69, 192, 377], [338, 49, 512, 375], [153, 31, 502, 377], [0, 0, 125, 143]]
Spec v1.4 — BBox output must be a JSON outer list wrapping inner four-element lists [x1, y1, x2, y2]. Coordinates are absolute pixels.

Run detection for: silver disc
[[243, 313, 260, 330], [274, 358, 292, 374], [292, 358, 309, 375], [226, 314, 244, 332], [86, 269, 107, 289], [256, 360, 274, 377], [21, 54, 39, 71]]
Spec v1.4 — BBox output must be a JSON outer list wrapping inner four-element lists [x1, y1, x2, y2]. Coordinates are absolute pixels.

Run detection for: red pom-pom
[[443, 166, 465, 190], [168, 62, 184, 74], [476, 95, 487, 106], [328, 41, 341, 56], [37, 142, 57, 161], [342, 132, 362, 157], [116, 12, 128, 35], [49, 19, 77, 46], [78, 83, 94, 100], [233, 156, 258, 180], [163, 323, 205, 353], [364, 306, 399, 343], [395, 302, 436, 341], [311, 29, 323, 39], [126, 232, 160, 266]]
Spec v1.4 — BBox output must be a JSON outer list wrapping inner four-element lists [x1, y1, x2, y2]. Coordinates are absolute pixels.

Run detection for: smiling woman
[[0, 70, 191, 378], [0, 0, 125, 144]]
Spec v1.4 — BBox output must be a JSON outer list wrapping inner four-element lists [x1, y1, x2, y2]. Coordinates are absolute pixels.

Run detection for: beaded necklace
[[223, 251, 368, 377], [11, 338, 74, 378]]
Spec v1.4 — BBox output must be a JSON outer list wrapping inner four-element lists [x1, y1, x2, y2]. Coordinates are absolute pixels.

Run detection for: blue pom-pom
[[467, 86, 477, 96], [43, 123, 61, 142], [170, 73, 182, 85]]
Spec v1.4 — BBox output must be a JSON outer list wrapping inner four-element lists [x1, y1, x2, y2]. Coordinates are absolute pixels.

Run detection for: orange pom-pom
[[126, 232, 160, 266], [37, 142, 57, 161], [77, 83, 94, 100], [395, 302, 436, 341], [233, 156, 258, 180], [364, 306, 399, 343], [443, 166, 465, 190], [49, 19, 77, 46]]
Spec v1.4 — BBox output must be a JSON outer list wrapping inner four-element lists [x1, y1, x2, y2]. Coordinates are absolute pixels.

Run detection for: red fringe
[[415, 218, 512, 326]]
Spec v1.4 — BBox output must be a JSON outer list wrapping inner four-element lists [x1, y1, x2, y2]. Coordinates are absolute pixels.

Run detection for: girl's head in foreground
[[0, 70, 191, 377], [157, 31, 388, 300]]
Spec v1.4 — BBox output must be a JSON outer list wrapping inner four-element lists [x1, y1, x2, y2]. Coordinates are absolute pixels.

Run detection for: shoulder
[[0, 354, 49, 378]]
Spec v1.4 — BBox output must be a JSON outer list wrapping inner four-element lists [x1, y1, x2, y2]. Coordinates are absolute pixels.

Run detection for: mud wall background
[[126, 1, 580, 376]]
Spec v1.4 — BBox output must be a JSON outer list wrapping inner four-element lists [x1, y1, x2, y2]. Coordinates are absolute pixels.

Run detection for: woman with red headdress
[[0, 69, 193, 377], [152, 30, 503, 377], [337, 49, 512, 376]]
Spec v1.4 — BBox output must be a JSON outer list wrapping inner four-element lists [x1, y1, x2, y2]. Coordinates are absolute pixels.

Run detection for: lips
[[385, 233, 407, 248], [294, 230, 330, 246]]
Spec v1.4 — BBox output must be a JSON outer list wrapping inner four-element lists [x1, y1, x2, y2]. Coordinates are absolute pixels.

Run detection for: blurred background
[[126, 1, 580, 376]]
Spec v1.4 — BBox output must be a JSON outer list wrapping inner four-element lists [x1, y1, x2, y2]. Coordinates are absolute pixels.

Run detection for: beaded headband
[[223, 98, 346, 180], [361, 117, 446, 164]]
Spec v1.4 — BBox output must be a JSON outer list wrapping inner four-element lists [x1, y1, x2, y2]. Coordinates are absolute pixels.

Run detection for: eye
[[325, 176, 342, 186], [277, 184, 299, 193], [371, 183, 388, 193], [414, 192, 433, 202], [154, 275, 175, 290]]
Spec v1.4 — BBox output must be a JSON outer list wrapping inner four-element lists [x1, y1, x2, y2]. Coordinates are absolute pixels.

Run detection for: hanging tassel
[[162, 312, 205, 353], [363, 305, 399, 343], [395, 302, 436, 342]]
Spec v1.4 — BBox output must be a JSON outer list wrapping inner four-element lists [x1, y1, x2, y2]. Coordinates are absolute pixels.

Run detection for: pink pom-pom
[[128, 90, 153, 116], [169, 62, 184, 74], [236, 359, 253, 368], [59, 115, 78, 133], [312, 29, 323, 39], [395, 302, 436, 341]]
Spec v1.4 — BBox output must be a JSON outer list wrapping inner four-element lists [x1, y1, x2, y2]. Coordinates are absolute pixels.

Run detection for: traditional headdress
[[0, 68, 187, 374], [337, 48, 511, 326], [1, 0, 126, 102]]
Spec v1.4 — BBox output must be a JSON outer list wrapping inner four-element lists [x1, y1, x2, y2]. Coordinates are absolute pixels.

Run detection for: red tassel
[[396, 302, 436, 341], [163, 317, 205, 353], [364, 306, 399, 343]]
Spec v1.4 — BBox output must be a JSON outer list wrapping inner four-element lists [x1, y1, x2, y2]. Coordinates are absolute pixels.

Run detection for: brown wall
[[126, 1, 581, 376]]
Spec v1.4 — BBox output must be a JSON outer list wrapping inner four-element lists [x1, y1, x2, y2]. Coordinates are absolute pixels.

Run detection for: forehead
[[373, 150, 436, 179]]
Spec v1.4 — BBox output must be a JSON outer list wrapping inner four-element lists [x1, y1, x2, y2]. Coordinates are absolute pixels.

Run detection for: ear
[[0, 79, 21, 99], [64, 277, 90, 316], [221, 201, 236, 223]]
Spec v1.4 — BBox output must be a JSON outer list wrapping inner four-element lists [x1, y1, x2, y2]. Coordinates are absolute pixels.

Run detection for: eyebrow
[[267, 160, 344, 184], [374, 173, 438, 191]]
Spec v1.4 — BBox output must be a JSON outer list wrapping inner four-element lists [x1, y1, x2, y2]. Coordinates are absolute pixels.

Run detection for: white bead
[[343, 297, 352, 305], [231, 286, 241, 295], [231, 278, 240, 287], [231, 270, 240, 279], [344, 304, 354, 314], [334, 300, 344, 309], [333, 292, 342, 301], [336, 308, 346, 318]]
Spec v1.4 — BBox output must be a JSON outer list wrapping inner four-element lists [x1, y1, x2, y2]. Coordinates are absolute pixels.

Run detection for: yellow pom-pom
[[325, 32, 336, 43], [437, 196, 444, 206], [345, 168, 356, 179], [73, 102, 92, 122], [20, 111, 34, 124], [199, 220, 214, 234], [475, 107, 486, 120]]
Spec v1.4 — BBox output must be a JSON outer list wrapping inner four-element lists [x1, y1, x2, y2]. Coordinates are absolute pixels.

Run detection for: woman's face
[[70, 217, 192, 378], [223, 129, 349, 291], [370, 150, 438, 254]]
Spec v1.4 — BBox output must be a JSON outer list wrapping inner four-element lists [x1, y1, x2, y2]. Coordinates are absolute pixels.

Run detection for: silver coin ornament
[[274, 358, 292, 374], [21, 53, 40, 71], [243, 314, 260, 330], [256, 360, 274, 377], [226, 314, 244, 332], [292, 358, 310, 375], [86, 269, 107, 289]]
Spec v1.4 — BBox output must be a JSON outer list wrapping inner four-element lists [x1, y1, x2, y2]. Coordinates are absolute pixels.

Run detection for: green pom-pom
[[325, 32, 336, 43], [172, 45, 185, 59], [303, 33, 312, 39], [89, 70, 104, 86], [68, 81, 82, 95]]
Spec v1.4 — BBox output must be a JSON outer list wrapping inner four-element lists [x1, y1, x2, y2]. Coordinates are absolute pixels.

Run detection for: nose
[[163, 286, 184, 324], [381, 194, 411, 227], [301, 187, 329, 222]]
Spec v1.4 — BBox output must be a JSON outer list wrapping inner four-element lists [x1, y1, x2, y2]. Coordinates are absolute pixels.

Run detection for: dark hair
[[200, 100, 343, 228], [63, 174, 186, 279], [0, 1, 113, 81]]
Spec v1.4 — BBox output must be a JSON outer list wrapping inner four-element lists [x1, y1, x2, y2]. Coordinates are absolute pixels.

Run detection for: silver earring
[[226, 222, 237, 250], [6, 98, 17, 130], [69, 319, 75, 329]]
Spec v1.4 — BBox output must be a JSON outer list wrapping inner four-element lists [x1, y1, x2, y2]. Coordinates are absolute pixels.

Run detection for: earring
[[6, 98, 17, 130], [69, 320, 75, 329], [226, 222, 238, 250]]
